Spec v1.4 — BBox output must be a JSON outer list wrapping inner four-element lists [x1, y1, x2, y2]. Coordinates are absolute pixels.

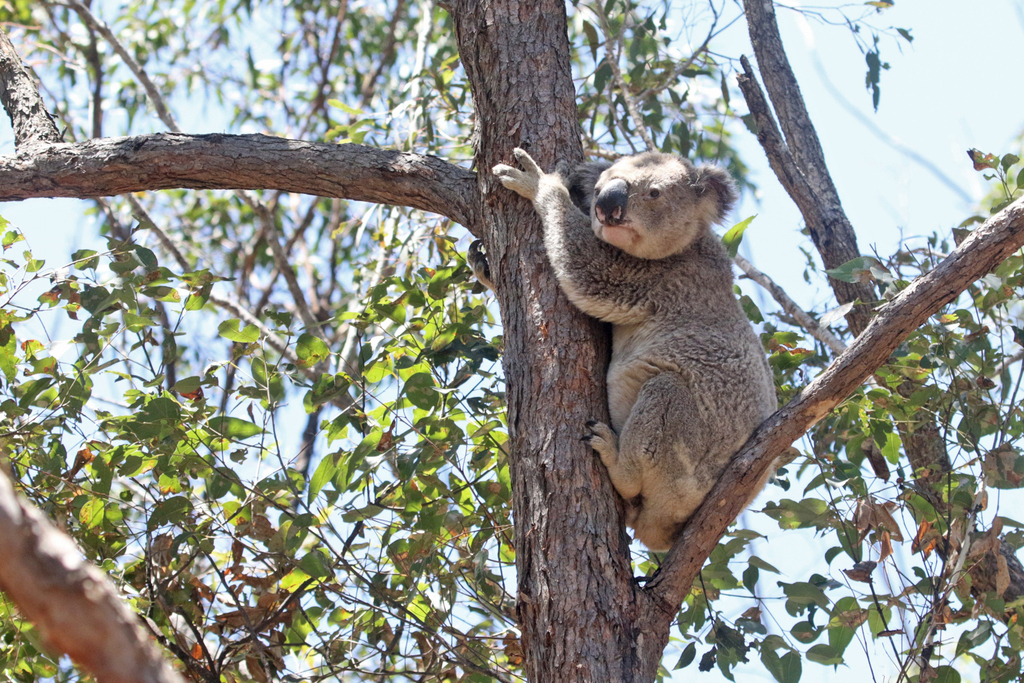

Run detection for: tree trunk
[[450, 1, 659, 680]]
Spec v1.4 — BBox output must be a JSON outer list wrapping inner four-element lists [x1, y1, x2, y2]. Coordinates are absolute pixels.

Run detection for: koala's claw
[[583, 420, 619, 466], [512, 147, 541, 174], [492, 148, 542, 201]]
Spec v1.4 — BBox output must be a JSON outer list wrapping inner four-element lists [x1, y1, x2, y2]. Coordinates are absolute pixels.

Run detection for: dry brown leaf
[[741, 606, 762, 620], [913, 519, 940, 558], [843, 561, 877, 583], [503, 632, 525, 666], [879, 530, 893, 562], [996, 554, 1010, 597], [853, 497, 904, 542]]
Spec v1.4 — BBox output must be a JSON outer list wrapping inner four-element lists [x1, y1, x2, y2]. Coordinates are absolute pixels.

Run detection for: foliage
[[0, 0, 1021, 682]]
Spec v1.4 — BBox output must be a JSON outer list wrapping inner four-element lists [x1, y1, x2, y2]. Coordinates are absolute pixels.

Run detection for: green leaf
[[932, 666, 961, 683], [763, 498, 831, 530], [739, 295, 763, 324], [674, 642, 697, 669], [761, 647, 801, 683], [779, 581, 829, 614], [749, 556, 780, 573], [172, 376, 202, 395], [296, 333, 330, 368], [2, 230, 23, 249], [805, 644, 843, 666], [123, 312, 155, 332], [722, 215, 756, 258], [824, 256, 880, 284], [404, 372, 438, 410], [308, 452, 340, 503], [956, 621, 992, 657], [79, 498, 105, 528], [217, 319, 260, 343], [327, 99, 362, 116], [582, 20, 600, 61], [72, 249, 100, 270], [133, 245, 158, 270], [298, 549, 333, 578], [148, 495, 191, 529], [208, 416, 263, 439]]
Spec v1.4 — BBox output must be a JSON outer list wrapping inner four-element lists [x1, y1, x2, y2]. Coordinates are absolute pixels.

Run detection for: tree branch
[[0, 26, 61, 147], [0, 133, 481, 231], [737, 21, 874, 335], [0, 468, 187, 683], [643, 193, 1024, 626]]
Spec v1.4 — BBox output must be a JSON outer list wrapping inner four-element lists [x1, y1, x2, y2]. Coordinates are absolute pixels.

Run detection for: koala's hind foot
[[583, 420, 642, 500], [492, 148, 542, 200], [467, 240, 494, 291]]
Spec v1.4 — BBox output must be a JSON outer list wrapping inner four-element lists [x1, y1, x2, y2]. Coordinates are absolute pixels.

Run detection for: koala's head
[[588, 153, 737, 260]]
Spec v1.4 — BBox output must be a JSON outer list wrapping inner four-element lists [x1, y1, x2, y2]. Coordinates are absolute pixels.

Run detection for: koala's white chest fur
[[606, 323, 666, 431]]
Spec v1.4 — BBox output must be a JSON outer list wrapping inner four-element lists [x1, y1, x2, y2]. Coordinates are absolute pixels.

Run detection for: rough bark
[[0, 469, 187, 683], [0, 133, 480, 231], [451, 2, 653, 681], [0, 28, 61, 147]]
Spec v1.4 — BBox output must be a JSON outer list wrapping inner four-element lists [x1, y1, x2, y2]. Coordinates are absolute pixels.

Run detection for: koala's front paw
[[492, 148, 542, 200], [582, 420, 619, 467], [467, 240, 494, 291]]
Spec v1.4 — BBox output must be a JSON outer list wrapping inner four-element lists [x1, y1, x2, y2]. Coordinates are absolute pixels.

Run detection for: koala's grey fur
[[492, 148, 776, 551]]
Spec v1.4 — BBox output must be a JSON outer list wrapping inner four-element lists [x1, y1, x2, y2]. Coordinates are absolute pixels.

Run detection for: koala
[[492, 148, 777, 551]]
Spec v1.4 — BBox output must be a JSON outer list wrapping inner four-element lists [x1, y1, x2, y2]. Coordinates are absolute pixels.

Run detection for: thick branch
[[0, 133, 481, 231], [643, 194, 1024, 622], [0, 26, 61, 146], [0, 468, 186, 683]]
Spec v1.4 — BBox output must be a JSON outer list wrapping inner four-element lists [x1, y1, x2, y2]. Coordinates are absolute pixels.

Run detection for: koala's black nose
[[595, 179, 628, 225]]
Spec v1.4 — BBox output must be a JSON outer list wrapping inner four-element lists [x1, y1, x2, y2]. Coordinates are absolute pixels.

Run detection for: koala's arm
[[493, 149, 654, 325]]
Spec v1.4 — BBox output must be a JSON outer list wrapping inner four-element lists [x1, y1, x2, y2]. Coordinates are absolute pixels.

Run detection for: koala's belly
[[606, 324, 665, 431]]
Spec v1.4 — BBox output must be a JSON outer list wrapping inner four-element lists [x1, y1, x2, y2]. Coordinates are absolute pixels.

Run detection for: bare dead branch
[[0, 26, 61, 146], [643, 193, 1024, 628], [0, 468, 187, 683], [737, 12, 874, 336], [0, 133, 481, 230]]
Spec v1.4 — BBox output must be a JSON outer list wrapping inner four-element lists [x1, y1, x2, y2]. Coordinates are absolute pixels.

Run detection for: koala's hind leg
[[613, 373, 718, 520], [584, 420, 641, 500]]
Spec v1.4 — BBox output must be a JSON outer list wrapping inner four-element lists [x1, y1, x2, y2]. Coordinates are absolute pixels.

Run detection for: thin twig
[[63, 0, 181, 132], [593, 6, 655, 151], [733, 253, 846, 354]]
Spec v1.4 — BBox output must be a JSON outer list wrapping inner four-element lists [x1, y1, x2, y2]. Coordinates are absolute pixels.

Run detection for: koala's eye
[[648, 189, 661, 199]]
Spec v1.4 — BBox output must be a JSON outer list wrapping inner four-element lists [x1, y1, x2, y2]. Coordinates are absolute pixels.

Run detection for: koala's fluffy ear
[[568, 160, 613, 216], [692, 164, 738, 224]]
